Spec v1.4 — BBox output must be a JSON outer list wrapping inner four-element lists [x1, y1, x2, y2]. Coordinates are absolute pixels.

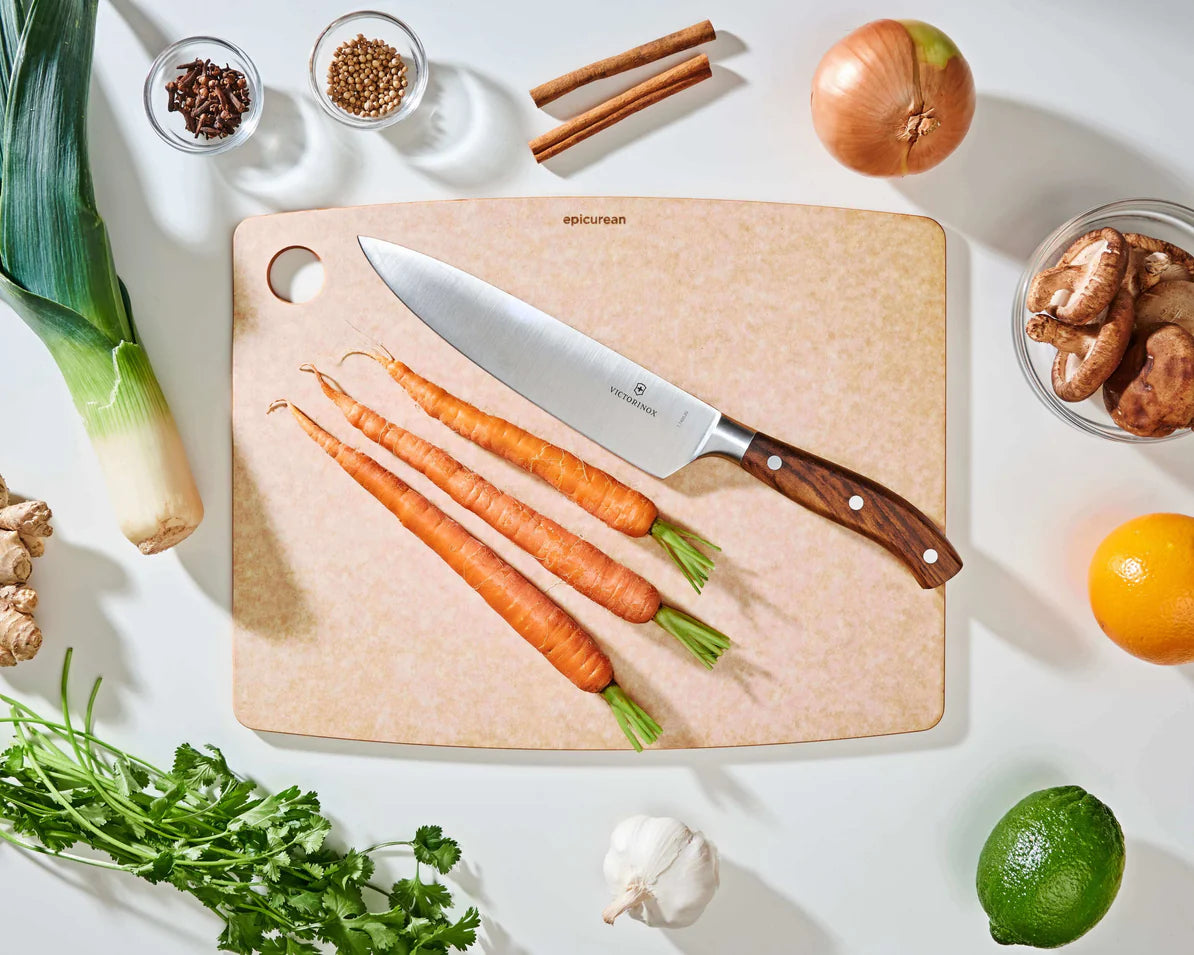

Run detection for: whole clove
[[165, 58, 251, 141]]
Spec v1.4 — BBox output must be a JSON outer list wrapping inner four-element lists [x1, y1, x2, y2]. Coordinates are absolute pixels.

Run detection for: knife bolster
[[698, 416, 756, 461]]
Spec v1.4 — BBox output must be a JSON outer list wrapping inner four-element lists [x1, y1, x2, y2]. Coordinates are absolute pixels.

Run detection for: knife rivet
[[849, 495, 864, 511], [923, 549, 939, 564], [766, 455, 782, 471]]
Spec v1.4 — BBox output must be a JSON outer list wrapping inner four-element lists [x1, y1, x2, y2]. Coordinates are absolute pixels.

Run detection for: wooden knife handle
[[739, 432, 961, 589]]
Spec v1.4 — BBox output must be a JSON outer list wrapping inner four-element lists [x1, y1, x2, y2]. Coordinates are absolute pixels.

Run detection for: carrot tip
[[266, 399, 290, 415], [301, 363, 349, 395], [340, 348, 386, 366], [602, 685, 661, 752], [650, 518, 719, 594]]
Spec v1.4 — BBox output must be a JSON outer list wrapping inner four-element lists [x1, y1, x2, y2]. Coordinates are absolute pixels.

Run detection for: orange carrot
[[269, 399, 661, 750], [346, 348, 719, 592], [302, 365, 730, 668]]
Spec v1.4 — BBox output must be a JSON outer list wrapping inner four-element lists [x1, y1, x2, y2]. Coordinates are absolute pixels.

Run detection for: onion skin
[[810, 19, 975, 177]]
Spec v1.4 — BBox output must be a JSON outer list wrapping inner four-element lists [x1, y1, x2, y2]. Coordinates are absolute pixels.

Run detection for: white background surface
[[2, 1, 1193, 952]]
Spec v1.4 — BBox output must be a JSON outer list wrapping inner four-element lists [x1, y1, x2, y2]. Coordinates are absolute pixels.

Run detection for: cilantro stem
[[0, 825, 133, 871], [11, 718, 154, 861], [363, 839, 414, 853]]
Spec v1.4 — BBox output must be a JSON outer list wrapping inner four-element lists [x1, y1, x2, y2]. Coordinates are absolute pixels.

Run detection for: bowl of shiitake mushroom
[[1014, 199, 1194, 442]]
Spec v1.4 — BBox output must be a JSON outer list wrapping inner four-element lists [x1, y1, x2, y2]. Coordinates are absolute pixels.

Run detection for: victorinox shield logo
[[610, 381, 658, 417]]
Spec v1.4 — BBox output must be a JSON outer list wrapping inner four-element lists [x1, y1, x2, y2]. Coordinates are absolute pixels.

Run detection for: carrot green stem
[[653, 605, 731, 669], [601, 685, 661, 752], [650, 518, 719, 593]]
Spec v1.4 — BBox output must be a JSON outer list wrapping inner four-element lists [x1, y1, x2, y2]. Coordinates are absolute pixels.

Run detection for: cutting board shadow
[[232, 197, 948, 750]]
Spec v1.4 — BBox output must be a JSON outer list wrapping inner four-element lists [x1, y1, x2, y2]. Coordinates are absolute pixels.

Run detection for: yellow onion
[[810, 19, 975, 177]]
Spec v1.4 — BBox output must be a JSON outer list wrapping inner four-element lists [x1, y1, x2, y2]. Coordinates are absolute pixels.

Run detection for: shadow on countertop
[[665, 858, 837, 955], [383, 61, 529, 192], [1069, 840, 1194, 953], [894, 95, 1194, 262], [0, 536, 135, 722], [215, 86, 361, 212]]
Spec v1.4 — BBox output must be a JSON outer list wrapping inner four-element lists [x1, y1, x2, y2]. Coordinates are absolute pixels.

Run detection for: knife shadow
[[663, 455, 758, 498]]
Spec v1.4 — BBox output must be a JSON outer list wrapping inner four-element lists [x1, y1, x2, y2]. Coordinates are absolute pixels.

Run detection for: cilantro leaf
[[113, 756, 150, 796], [295, 815, 331, 854], [419, 907, 481, 952], [259, 937, 320, 955], [390, 877, 452, 919], [171, 743, 236, 791], [217, 912, 264, 954], [327, 848, 375, 889], [411, 826, 462, 874], [323, 883, 367, 920]]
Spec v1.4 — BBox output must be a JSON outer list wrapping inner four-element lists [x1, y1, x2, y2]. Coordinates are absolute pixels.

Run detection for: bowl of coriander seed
[[309, 11, 428, 129]]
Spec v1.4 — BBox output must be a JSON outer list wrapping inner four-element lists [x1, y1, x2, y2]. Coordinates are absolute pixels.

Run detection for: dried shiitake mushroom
[[1027, 289, 1135, 402], [1124, 233, 1194, 289], [1103, 322, 1194, 437], [1028, 228, 1129, 325], [1134, 280, 1194, 339]]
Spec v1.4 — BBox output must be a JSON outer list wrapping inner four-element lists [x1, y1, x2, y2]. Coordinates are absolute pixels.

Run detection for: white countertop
[[3, 1, 1193, 952]]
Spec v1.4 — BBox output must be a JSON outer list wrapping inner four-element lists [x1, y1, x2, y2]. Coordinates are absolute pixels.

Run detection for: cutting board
[[232, 197, 948, 750]]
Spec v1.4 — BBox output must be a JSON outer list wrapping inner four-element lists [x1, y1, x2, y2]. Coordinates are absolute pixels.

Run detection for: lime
[[976, 786, 1124, 948]]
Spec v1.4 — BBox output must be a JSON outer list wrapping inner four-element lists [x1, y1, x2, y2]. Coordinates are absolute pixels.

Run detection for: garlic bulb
[[602, 815, 719, 928]]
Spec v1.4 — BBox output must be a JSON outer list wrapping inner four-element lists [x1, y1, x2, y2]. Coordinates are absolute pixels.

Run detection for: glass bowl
[[1012, 198, 1194, 443], [308, 11, 428, 129], [144, 37, 263, 155]]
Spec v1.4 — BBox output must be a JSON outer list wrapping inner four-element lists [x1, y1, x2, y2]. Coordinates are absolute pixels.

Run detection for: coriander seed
[[326, 33, 408, 119]]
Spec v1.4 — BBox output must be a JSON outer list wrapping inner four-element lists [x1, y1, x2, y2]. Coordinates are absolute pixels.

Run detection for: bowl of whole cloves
[[144, 36, 263, 155], [1013, 199, 1194, 442]]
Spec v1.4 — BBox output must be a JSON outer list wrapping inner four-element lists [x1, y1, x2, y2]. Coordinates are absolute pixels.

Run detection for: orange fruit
[[1088, 513, 1194, 665]]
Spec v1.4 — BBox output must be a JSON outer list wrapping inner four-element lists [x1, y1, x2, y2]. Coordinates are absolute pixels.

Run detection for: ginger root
[[0, 475, 49, 666], [0, 584, 37, 614], [0, 606, 41, 666], [0, 500, 52, 537], [0, 530, 31, 584]]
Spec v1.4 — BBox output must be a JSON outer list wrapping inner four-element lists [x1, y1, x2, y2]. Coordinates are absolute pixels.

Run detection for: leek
[[0, 0, 202, 552]]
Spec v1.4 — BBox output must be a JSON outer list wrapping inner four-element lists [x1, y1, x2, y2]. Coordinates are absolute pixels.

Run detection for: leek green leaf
[[0, 0, 130, 341], [0, 0, 201, 551]]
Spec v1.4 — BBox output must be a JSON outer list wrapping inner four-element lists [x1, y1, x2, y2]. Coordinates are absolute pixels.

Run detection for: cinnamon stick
[[530, 54, 712, 163], [530, 19, 716, 107]]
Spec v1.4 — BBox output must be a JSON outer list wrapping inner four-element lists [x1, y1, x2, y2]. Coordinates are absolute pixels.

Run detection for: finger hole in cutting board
[[268, 246, 325, 304]]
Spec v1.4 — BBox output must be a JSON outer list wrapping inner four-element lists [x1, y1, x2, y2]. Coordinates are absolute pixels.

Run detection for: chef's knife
[[359, 237, 961, 589]]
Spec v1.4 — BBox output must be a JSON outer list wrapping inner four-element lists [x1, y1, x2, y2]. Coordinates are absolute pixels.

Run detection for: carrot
[[268, 399, 661, 751], [302, 365, 731, 668], [345, 347, 719, 592]]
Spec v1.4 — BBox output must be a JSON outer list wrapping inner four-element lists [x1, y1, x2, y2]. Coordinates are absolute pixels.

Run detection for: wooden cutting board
[[232, 197, 948, 750]]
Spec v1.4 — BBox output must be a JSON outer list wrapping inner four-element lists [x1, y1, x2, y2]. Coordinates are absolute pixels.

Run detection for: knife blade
[[359, 236, 962, 589]]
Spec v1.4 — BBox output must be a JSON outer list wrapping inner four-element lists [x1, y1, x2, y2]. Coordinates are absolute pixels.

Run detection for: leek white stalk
[[0, 0, 203, 552], [80, 343, 203, 553]]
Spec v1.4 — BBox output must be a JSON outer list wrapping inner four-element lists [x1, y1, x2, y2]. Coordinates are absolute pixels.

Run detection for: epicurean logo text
[[610, 383, 656, 416], [562, 215, 627, 226]]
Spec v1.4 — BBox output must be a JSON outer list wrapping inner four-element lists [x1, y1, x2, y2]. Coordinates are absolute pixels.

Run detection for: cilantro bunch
[[0, 650, 480, 954]]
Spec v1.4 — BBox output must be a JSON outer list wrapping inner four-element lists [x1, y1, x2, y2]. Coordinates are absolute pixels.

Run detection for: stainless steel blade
[[359, 237, 752, 477]]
